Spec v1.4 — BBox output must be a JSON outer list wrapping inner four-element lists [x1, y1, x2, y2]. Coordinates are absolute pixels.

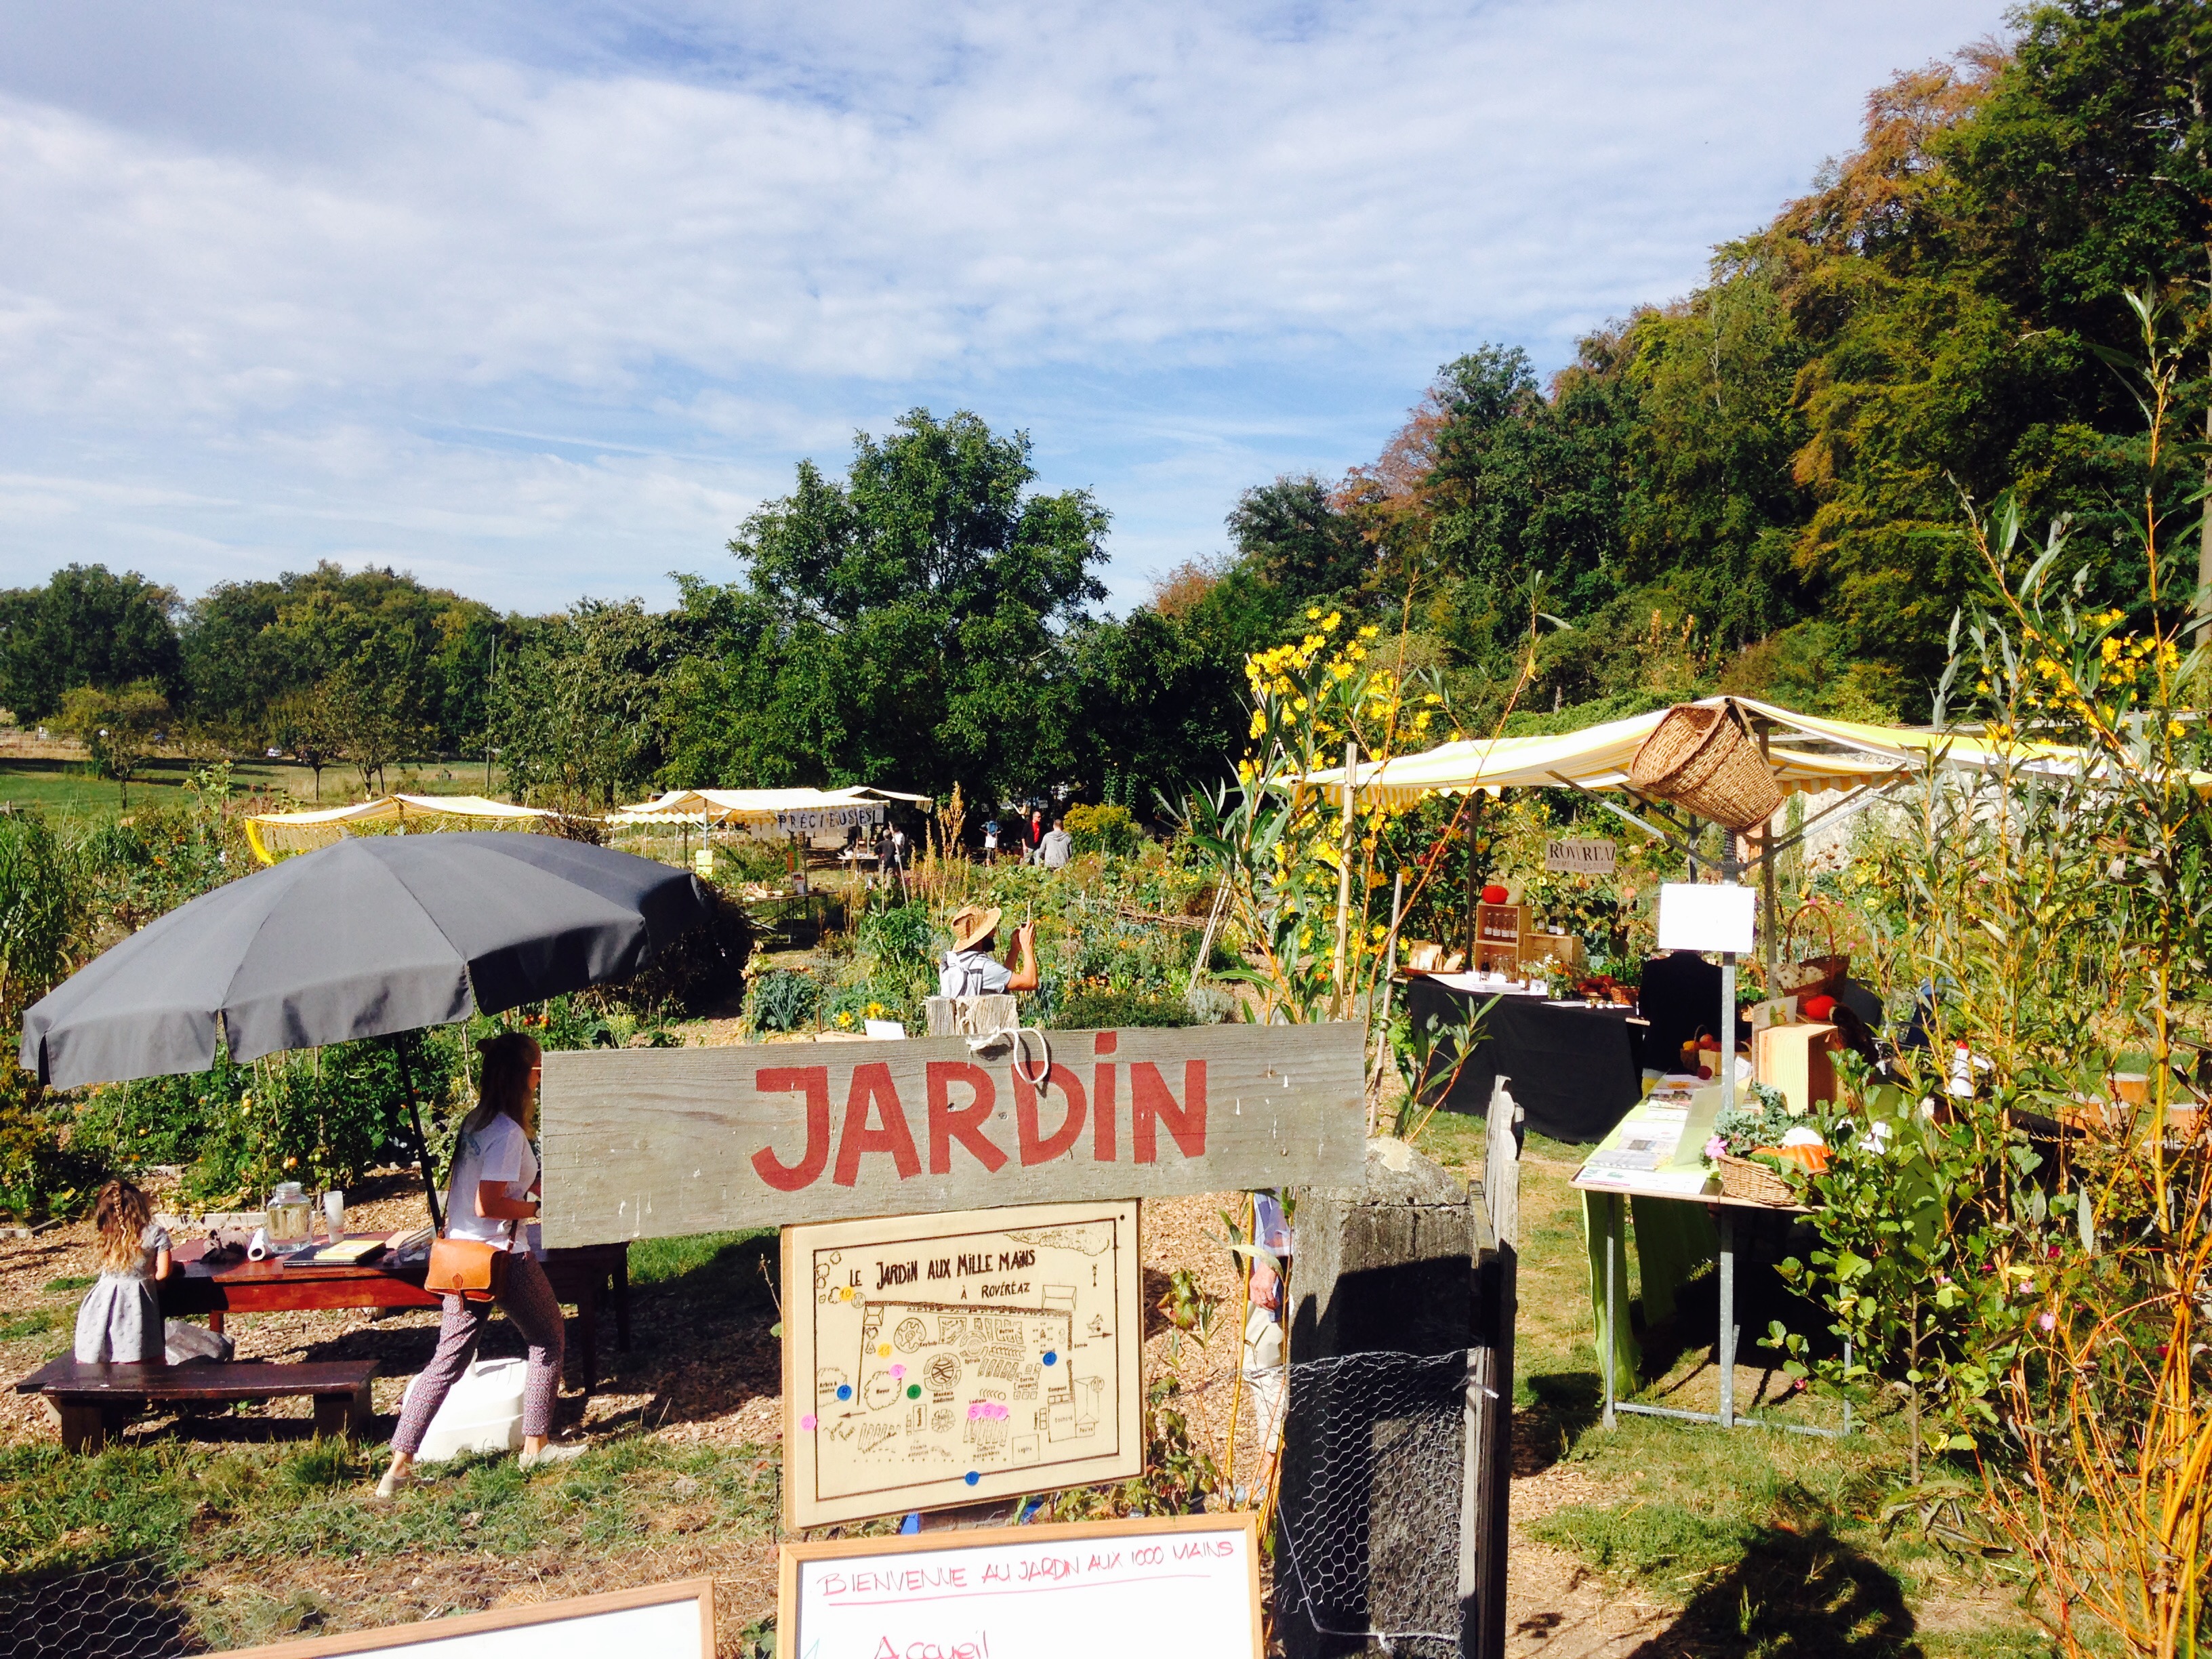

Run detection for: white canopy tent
[[245, 794, 554, 863], [1303, 694, 2105, 1141]]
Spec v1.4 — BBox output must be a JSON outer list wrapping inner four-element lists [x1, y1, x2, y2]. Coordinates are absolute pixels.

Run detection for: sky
[[0, 0, 2013, 617]]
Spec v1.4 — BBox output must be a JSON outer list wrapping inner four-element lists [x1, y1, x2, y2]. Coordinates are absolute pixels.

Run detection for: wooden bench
[[14, 1357, 377, 1451]]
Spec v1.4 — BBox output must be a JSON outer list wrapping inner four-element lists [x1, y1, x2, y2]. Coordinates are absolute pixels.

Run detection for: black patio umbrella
[[20, 832, 712, 1229]]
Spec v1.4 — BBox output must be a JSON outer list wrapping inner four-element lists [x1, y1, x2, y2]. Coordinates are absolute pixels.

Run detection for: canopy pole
[[388, 1031, 444, 1235], [1758, 723, 1778, 997], [1462, 793, 1483, 965]]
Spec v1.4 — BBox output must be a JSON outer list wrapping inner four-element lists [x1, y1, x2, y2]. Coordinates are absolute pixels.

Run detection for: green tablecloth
[[1577, 1084, 1725, 1380]]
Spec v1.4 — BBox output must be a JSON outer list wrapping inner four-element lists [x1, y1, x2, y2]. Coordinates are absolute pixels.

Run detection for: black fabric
[[1406, 977, 1645, 1144], [22, 833, 711, 1088], [1635, 951, 1726, 1071]]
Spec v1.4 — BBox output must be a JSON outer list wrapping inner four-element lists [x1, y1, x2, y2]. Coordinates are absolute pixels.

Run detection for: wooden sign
[[207, 1579, 713, 1659], [779, 1514, 1262, 1659], [782, 1200, 1142, 1527], [1544, 837, 1616, 874], [538, 1023, 1364, 1247]]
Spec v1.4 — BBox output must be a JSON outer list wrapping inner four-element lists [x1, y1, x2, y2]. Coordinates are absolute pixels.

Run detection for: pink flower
[[1704, 1136, 1727, 1161], [2039, 1313, 2057, 1333]]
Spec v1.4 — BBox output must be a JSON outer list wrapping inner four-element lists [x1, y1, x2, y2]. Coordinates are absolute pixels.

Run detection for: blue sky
[[0, 0, 2011, 616]]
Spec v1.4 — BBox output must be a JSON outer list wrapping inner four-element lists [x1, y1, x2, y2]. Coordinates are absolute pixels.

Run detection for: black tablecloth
[[1404, 977, 1645, 1145]]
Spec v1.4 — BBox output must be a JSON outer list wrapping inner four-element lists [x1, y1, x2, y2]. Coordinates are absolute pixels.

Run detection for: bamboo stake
[[1331, 739, 1357, 1017]]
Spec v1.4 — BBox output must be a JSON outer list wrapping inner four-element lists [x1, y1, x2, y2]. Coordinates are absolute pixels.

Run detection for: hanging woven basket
[[1628, 702, 1784, 832]]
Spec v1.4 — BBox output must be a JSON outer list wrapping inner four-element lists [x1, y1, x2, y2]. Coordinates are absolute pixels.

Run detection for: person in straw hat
[[939, 904, 1038, 998]]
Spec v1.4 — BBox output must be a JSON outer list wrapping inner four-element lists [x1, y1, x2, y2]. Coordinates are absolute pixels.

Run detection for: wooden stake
[[1331, 740, 1357, 1017]]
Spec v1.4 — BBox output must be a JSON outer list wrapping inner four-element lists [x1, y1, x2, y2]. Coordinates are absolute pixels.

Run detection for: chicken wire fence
[[1273, 1348, 1477, 1658], [1, 1556, 198, 1659]]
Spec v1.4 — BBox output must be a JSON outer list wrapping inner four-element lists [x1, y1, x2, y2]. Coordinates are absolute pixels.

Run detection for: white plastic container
[[401, 1357, 528, 1461]]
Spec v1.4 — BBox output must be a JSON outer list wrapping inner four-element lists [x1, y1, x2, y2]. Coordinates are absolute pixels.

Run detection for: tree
[[179, 562, 496, 753], [0, 567, 181, 725], [1228, 476, 1370, 601], [671, 409, 1109, 804], [55, 681, 171, 803], [266, 686, 346, 802], [495, 600, 682, 808], [325, 641, 426, 797]]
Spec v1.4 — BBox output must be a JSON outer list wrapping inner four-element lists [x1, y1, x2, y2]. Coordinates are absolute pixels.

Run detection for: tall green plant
[[1776, 289, 2212, 1656]]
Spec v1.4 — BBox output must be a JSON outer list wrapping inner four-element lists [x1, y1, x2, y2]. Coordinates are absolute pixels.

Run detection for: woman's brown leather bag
[[424, 1222, 514, 1303]]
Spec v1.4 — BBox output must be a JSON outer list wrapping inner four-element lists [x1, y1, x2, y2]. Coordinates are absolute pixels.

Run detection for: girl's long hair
[[93, 1179, 153, 1274], [469, 1031, 542, 1136]]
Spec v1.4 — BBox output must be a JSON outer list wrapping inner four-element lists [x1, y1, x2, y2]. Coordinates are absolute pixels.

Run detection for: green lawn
[[0, 758, 507, 823]]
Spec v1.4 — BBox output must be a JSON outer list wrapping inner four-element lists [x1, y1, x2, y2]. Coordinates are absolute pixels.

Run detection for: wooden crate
[[1475, 903, 1525, 975], [1753, 1021, 1840, 1117]]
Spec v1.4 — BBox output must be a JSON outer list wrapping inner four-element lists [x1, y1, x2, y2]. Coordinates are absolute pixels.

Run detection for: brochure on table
[[1573, 1077, 1725, 1197]]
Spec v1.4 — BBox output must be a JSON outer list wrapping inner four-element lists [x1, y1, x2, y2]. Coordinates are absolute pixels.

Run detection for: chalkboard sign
[[207, 1580, 714, 1659], [779, 1514, 1261, 1659]]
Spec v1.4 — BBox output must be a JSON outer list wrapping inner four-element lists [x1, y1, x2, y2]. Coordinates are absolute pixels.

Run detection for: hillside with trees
[[1, 1, 2202, 812]]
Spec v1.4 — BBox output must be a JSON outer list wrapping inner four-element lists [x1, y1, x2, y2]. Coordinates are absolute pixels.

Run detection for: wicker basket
[[1715, 1151, 1796, 1206], [1628, 702, 1783, 832], [1774, 902, 1850, 1000]]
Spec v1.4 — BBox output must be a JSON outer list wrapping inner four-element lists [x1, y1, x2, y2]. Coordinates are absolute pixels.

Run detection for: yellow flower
[[1307, 607, 1322, 620]]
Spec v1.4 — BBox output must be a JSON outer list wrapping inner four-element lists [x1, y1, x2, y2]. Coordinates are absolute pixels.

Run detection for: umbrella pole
[[388, 1032, 444, 1234]]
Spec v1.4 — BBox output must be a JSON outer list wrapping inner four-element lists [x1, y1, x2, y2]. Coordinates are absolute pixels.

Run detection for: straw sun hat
[[949, 905, 1002, 953]]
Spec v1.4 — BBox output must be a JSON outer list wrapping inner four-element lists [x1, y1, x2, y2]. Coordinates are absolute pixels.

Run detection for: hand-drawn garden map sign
[[781, 1200, 1141, 1526], [537, 1023, 1364, 1247]]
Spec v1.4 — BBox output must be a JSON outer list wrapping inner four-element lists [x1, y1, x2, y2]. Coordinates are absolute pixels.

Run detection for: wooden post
[[1278, 1133, 1516, 1659]]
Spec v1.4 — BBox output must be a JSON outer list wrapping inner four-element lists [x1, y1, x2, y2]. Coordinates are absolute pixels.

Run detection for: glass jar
[[265, 1182, 312, 1244]]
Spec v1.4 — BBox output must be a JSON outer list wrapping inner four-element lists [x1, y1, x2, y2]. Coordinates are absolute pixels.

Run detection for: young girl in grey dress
[[74, 1179, 172, 1363]]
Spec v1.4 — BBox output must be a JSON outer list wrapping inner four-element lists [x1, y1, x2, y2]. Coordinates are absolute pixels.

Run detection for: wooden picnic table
[[161, 1237, 632, 1392]]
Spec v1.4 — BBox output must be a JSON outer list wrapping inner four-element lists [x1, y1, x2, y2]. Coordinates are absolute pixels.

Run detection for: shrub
[[745, 968, 819, 1032], [584, 880, 755, 1018], [857, 902, 934, 972], [0, 1071, 104, 1221], [1052, 985, 1195, 1029], [1065, 803, 1141, 859]]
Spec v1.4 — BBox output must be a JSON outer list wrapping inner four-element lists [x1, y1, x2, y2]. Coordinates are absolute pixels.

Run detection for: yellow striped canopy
[[1303, 695, 2096, 808]]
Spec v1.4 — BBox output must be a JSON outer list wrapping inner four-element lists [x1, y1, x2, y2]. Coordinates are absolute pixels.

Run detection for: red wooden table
[[161, 1238, 631, 1393]]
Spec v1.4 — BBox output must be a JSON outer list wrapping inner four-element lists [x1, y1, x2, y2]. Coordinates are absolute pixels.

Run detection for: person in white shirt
[[937, 904, 1038, 998], [377, 1033, 582, 1498]]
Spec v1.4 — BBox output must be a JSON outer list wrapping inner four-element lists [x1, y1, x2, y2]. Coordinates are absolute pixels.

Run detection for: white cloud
[[0, 0, 2012, 607]]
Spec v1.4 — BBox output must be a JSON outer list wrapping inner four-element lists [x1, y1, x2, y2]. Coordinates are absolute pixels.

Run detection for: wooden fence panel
[[539, 1023, 1365, 1246]]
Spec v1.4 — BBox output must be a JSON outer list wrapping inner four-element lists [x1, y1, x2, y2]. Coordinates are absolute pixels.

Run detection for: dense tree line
[[3, 2, 2200, 806]]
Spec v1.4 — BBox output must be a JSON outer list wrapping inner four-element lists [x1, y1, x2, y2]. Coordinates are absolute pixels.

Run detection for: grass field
[[0, 756, 506, 823]]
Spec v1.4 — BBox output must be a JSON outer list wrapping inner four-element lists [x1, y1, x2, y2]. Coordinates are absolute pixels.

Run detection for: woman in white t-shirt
[[377, 1033, 580, 1498]]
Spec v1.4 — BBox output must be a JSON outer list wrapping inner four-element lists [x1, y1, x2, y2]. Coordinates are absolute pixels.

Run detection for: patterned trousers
[[393, 1250, 565, 1455]]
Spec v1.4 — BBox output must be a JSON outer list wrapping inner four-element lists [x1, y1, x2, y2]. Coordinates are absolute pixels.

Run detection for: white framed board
[[778, 1513, 1262, 1659], [206, 1579, 714, 1659], [782, 1200, 1143, 1527]]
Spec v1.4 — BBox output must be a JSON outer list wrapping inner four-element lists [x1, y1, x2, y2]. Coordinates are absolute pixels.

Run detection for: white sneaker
[[519, 1442, 587, 1471], [373, 1465, 414, 1500]]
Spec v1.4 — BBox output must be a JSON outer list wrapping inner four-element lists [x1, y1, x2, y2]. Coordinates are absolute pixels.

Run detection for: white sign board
[[1544, 837, 1616, 874], [779, 1515, 1261, 1659], [773, 802, 886, 834], [1656, 882, 1756, 954], [207, 1580, 713, 1659], [782, 1200, 1143, 1527]]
